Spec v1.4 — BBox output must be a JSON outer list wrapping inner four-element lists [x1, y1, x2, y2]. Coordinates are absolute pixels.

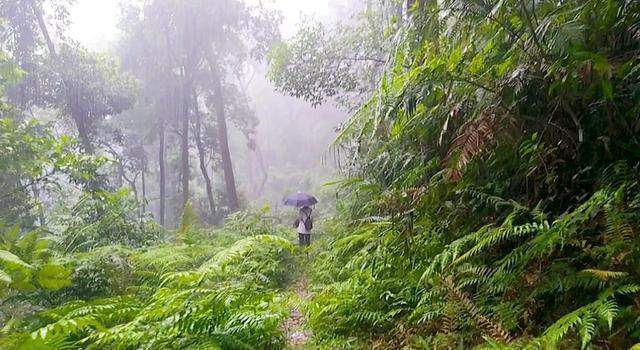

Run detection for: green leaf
[[0, 249, 33, 270], [37, 264, 72, 290], [0, 268, 11, 284], [1, 225, 20, 248], [17, 338, 55, 350]]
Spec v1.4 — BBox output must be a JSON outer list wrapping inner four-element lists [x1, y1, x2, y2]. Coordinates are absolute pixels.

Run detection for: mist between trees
[[1, 0, 353, 228]]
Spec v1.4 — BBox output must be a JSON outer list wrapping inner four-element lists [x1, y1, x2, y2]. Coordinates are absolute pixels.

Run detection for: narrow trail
[[281, 271, 313, 349]]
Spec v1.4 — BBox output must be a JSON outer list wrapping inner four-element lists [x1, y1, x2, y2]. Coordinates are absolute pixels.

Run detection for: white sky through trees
[[70, 0, 335, 49], [68, 0, 350, 205]]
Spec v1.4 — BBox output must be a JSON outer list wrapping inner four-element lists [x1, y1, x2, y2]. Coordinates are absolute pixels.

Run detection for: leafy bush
[[55, 189, 162, 253], [222, 205, 292, 238], [64, 245, 134, 299], [0, 226, 71, 297]]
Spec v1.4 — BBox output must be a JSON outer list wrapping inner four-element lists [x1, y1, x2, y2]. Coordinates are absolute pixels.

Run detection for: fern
[[581, 269, 628, 282], [530, 284, 640, 349], [16, 226, 294, 350], [445, 111, 499, 181]]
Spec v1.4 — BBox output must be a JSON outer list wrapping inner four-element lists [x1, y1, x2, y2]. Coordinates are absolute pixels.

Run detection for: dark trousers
[[298, 233, 311, 246]]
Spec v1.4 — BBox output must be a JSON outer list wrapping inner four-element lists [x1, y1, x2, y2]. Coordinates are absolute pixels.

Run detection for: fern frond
[[445, 110, 498, 181], [604, 206, 635, 243], [33, 315, 103, 340], [0, 268, 11, 284], [581, 269, 628, 282], [532, 284, 639, 348], [441, 277, 512, 343], [455, 220, 547, 264]]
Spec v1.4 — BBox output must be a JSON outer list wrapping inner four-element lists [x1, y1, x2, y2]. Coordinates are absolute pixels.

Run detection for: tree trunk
[[210, 66, 238, 210], [192, 90, 216, 219], [116, 161, 124, 188], [180, 84, 190, 208], [29, 0, 56, 58], [158, 119, 166, 226], [247, 143, 268, 198], [70, 104, 95, 154], [124, 173, 138, 200], [31, 0, 98, 157], [254, 145, 268, 197], [141, 163, 146, 215], [32, 184, 45, 226]]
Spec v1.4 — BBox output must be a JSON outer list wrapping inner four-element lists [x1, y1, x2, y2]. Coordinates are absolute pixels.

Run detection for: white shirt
[[297, 210, 310, 234], [297, 219, 308, 234]]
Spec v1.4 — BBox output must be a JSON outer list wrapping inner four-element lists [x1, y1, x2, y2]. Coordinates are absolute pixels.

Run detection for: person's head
[[300, 206, 312, 215]]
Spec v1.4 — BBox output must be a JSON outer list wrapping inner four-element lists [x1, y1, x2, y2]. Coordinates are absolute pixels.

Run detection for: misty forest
[[1, 0, 640, 349]]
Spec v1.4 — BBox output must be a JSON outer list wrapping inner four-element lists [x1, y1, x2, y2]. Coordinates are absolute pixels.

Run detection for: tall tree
[[2, 1, 135, 155], [119, 0, 280, 216], [198, 0, 280, 210], [180, 81, 190, 208], [209, 63, 238, 210], [119, 0, 189, 223], [157, 116, 166, 226], [192, 90, 216, 218]]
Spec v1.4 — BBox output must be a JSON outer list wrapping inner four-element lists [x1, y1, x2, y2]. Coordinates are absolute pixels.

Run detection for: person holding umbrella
[[283, 192, 317, 247], [295, 206, 313, 246]]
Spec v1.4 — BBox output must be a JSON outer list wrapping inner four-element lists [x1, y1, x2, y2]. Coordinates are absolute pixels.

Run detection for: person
[[294, 206, 313, 246]]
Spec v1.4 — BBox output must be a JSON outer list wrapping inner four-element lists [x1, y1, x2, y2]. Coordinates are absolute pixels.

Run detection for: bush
[[56, 189, 162, 253], [64, 246, 134, 299]]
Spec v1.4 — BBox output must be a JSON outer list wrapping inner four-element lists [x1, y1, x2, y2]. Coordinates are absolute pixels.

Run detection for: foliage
[[177, 202, 203, 245], [3, 0, 640, 349], [1, 214, 299, 350], [222, 205, 290, 238], [50, 45, 137, 152], [64, 245, 135, 299], [54, 189, 162, 253], [0, 224, 71, 311], [0, 49, 23, 99], [300, 0, 640, 348], [268, 5, 394, 109], [0, 118, 104, 226], [1, 2, 301, 349]]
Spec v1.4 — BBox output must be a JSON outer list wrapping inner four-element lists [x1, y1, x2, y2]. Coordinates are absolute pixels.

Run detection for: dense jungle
[[1, 0, 640, 349]]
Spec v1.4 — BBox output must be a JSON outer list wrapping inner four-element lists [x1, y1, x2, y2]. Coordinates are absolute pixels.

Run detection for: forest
[[1, 0, 640, 349]]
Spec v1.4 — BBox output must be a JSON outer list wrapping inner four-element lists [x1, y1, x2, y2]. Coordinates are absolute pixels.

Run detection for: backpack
[[304, 216, 313, 230]]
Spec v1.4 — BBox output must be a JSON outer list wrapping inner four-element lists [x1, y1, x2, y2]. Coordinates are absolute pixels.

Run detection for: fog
[[37, 0, 366, 226], [70, 0, 345, 45]]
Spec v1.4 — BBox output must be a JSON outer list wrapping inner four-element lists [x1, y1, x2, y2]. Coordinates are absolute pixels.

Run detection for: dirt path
[[281, 274, 313, 349]]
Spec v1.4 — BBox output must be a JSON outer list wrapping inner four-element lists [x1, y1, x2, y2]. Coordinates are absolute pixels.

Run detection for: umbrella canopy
[[283, 192, 318, 207]]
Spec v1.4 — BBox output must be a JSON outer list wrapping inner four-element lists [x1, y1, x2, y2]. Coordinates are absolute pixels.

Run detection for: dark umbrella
[[283, 192, 318, 207]]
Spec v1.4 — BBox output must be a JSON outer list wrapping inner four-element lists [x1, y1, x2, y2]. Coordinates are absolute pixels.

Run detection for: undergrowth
[[1, 210, 302, 350], [298, 0, 640, 348]]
